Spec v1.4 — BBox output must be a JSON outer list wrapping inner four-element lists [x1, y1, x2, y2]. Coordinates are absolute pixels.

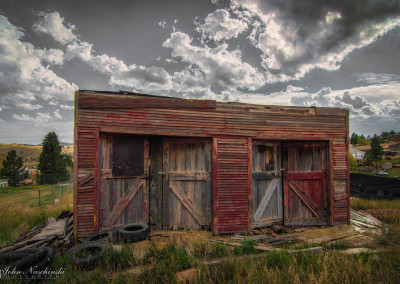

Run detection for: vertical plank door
[[98, 134, 149, 231], [163, 138, 212, 230], [282, 142, 328, 226], [251, 141, 283, 228]]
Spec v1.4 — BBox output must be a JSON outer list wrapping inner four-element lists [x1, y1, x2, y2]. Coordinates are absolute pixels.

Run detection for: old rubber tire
[[26, 247, 54, 273], [0, 252, 31, 266], [66, 242, 107, 268], [84, 230, 112, 243], [117, 223, 149, 242], [10, 248, 48, 270]]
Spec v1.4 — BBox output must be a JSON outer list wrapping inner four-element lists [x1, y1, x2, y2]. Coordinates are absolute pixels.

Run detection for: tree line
[[350, 130, 399, 145], [0, 132, 72, 186]]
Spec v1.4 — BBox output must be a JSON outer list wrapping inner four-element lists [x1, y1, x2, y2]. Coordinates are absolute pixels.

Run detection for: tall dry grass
[[0, 194, 72, 247]]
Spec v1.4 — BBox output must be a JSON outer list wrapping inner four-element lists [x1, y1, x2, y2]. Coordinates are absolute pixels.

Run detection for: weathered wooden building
[[74, 90, 350, 240]]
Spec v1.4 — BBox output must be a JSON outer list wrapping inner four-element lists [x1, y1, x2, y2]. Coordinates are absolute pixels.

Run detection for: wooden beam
[[212, 138, 218, 235], [288, 182, 321, 219], [79, 93, 217, 109], [253, 179, 278, 221], [104, 179, 144, 227], [78, 172, 94, 187], [169, 181, 206, 226]]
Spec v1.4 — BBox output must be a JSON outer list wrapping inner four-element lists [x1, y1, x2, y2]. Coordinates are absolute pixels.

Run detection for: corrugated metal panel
[[215, 137, 250, 233]]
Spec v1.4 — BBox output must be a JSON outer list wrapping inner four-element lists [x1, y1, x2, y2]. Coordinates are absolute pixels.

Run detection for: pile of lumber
[[0, 211, 73, 253], [350, 209, 387, 235]]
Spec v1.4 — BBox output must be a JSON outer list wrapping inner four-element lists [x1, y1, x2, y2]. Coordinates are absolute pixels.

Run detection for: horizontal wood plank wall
[[75, 128, 99, 240], [332, 137, 348, 224], [75, 92, 350, 235], [216, 137, 250, 233]]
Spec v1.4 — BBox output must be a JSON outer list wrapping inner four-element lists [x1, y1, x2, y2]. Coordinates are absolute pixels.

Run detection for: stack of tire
[[66, 223, 149, 269], [0, 247, 54, 277]]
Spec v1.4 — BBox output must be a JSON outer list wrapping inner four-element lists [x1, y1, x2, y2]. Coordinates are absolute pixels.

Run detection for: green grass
[[0, 183, 73, 207], [50, 246, 137, 283], [350, 198, 400, 211]]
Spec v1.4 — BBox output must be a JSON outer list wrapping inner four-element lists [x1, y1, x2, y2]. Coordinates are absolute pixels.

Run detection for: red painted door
[[283, 142, 328, 226]]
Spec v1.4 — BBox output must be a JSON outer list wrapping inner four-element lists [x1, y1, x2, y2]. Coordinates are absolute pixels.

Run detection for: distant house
[[0, 180, 8, 187], [382, 163, 393, 170], [350, 145, 366, 161], [29, 167, 38, 176]]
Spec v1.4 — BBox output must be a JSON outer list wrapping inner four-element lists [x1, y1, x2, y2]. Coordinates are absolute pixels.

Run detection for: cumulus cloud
[[231, 0, 400, 83], [13, 109, 62, 123], [17, 103, 43, 110], [357, 73, 400, 85], [163, 31, 265, 90], [35, 11, 172, 93], [33, 11, 77, 44], [196, 9, 248, 41], [0, 15, 77, 111], [59, 104, 74, 110]]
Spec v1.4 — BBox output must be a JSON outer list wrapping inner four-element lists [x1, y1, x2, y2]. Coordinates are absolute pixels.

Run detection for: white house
[[350, 145, 366, 161], [0, 180, 8, 187]]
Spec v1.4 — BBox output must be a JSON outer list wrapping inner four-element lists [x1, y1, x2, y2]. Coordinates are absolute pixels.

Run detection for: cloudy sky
[[1, 0, 400, 144]]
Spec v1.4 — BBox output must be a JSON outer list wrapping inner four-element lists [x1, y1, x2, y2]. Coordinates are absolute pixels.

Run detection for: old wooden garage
[[73, 90, 350, 240]]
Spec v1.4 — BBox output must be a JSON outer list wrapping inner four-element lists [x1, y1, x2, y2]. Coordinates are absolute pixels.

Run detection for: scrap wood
[[0, 211, 73, 253], [231, 234, 267, 243], [350, 209, 387, 235], [209, 239, 323, 254]]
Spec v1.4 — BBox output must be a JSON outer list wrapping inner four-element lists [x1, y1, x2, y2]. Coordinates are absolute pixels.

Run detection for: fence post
[[52, 185, 54, 204], [62, 183, 64, 198], [39, 188, 41, 206]]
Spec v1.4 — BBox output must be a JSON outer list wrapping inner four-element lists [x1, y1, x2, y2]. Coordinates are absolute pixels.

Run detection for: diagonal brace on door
[[254, 179, 278, 221], [288, 181, 321, 218], [104, 179, 145, 227], [169, 180, 206, 226]]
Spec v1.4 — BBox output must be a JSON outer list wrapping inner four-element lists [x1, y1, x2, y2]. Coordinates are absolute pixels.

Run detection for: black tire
[[26, 247, 54, 273], [0, 252, 31, 266], [66, 242, 108, 268], [10, 248, 48, 271], [84, 230, 112, 243], [117, 223, 149, 242]]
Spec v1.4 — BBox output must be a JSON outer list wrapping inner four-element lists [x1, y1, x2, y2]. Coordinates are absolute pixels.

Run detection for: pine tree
[[0, 150, 28, 186], [38, 132, 71, 184], [367, 134, 384, 173]]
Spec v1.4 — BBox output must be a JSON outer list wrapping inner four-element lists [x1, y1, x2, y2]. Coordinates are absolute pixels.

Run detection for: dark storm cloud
[[257, 0, 400, 45], [232, 0, 400, 82]]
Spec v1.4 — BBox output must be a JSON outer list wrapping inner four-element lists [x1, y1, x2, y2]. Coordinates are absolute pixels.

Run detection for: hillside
[[0, 144, 74, 169]]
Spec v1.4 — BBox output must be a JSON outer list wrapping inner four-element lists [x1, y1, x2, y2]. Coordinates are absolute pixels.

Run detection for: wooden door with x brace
[[162, 138, 212, 230]]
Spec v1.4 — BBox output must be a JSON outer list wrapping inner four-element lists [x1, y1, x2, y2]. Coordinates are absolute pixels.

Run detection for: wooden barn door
[[98, 134, 149, 231], [251, 141, 283, 228], [283, 142, 328, 226], [163, 138, 212, 230]]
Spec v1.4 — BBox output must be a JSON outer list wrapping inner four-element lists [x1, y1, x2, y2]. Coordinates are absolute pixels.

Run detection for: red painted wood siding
[[74, 128, 99, 240], [74, 92, 350, 237], [215, 137, 250, 233]]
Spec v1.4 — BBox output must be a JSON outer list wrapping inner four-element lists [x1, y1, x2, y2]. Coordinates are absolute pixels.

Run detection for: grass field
[[1, 188, 399, 283], [0, 183, 73, 208]]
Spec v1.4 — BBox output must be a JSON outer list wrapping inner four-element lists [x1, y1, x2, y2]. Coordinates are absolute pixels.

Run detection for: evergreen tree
[[367, 134, 384, 173], [350, 133, 358, 145], [38, 132, 71, 184], [0, 150, 28, 186]]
